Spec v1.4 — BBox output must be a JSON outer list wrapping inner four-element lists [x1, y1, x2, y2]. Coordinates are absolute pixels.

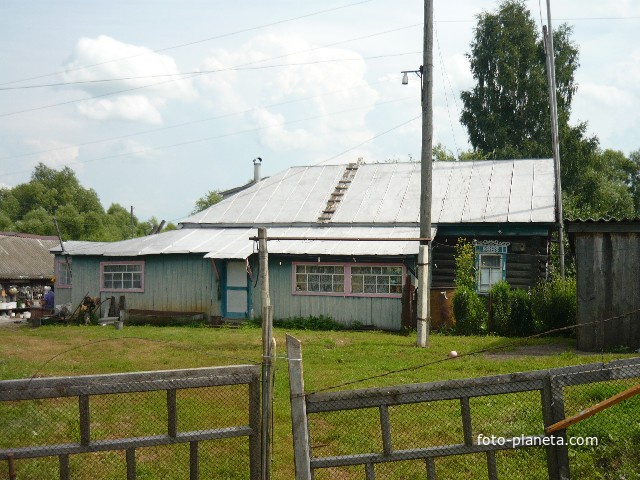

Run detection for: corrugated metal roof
[[62, 159, 554, 259], [0, 233, 59, 280], [181, 159, 555, 226], [62, 226, 437, 259]]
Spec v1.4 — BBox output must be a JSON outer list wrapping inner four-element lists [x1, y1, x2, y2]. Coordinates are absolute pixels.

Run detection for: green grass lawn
[[0, 324, 638, 479]]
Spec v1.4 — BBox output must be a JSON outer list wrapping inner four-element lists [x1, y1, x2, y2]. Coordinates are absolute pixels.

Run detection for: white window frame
[[100, 261, 145, 292], [292, 262, 404, 298], [56, 259, 72, 289]]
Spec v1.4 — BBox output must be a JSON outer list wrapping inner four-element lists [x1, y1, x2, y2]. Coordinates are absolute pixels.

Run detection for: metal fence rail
[[286, 335, 640, 480], [0, 365, 261, 480]]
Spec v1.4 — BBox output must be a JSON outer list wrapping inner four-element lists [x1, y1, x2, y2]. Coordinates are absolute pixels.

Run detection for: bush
[[487, 282, 535, 337], [454, 238, 476, 290], [488, 281, 511, 336], [531, 276, 577, 334], [270, 315, 345, 331], [452, 286, 487, 335], [509, 288, 535, 336]]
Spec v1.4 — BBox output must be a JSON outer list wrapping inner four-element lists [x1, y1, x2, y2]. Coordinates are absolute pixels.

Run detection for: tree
[[0, 164, 174, 241], [460, 0, 636, 219], [192, 190, 223, 215], [460, 0, 578, 160]]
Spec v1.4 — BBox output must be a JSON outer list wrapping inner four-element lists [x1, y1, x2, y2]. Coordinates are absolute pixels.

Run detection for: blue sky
[[1, 0, 638, 222]]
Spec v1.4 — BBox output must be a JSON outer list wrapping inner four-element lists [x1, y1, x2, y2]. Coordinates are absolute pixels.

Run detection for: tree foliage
[[460, 0, 639, 219], [0, 163, 171, 241], [191, 190, 223, 215]]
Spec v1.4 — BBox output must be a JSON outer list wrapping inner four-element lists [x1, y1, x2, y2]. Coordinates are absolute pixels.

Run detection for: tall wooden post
[[543, 0, 565, 278], [258, 228, 274, 480], [417, 0, 433, 347]]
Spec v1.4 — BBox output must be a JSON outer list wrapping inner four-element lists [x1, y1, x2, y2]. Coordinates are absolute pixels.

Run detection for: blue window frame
[[474, 241, 509, 293]]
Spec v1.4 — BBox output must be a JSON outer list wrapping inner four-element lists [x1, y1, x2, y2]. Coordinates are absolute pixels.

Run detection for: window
[[293, 262, 404, 297], [295, 264, 344, 293], [474, 241, 509, 293], [350, 266, 403, 294], [56, 259, 72, 288], [477, 254, 503, 293], [100, 262, 144, 292]]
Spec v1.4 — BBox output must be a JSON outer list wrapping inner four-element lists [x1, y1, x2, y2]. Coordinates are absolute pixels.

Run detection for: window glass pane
[[364, 284, 376, 293]]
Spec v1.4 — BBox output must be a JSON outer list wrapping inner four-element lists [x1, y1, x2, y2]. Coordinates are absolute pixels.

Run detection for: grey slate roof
[[59, 159, 555, 259], [0, 232, 58, 280], [182, 159, 555, 226]]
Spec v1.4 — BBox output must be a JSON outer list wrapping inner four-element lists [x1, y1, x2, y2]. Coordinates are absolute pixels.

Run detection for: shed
[[567, 220, 640, 352], [55, 159, 557, 330], [0, 232, 58, 312]]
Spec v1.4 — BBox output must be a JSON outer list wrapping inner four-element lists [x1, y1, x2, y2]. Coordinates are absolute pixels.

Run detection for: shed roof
[[182, 159, 556, 226], [0, 232, 58, 281], [57, 226, 437, 259]]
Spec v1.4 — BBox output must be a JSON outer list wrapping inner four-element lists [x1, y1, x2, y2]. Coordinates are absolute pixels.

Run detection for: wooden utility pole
[[258, 227, 274, 480], [417, 0, 434, 348], [543, 0, 565, 278]]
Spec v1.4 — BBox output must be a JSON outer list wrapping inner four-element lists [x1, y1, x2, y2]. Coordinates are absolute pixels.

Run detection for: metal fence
[[0, 365, 261, 480], [286, 335, 640, 480]]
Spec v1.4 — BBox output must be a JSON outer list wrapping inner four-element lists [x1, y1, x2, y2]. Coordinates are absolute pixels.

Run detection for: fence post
[[259, 227, 274, 480], [249, 373, 262, 480], [541, 376, 570, 479], [286, 335, 312, 480]]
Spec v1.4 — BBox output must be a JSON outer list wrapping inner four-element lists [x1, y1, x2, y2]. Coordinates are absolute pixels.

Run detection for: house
[[54, 159, 557, 330], [566, 220, 640, 351], [0, 232, 58, 310]]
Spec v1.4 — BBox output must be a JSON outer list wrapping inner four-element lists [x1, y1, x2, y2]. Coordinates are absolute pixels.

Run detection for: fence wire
[[0, 367, 260, 480], [294, 344, 640, 480]]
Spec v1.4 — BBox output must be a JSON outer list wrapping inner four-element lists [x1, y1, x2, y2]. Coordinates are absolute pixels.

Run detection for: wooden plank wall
[[432, 235, 548, 290], [576, 232, 640, 351], [70, 255, 219, 318], [262, 258, 402, 330]]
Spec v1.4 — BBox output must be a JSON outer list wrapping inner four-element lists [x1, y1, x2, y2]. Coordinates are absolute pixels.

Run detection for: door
[[224, 261, 250, 318]]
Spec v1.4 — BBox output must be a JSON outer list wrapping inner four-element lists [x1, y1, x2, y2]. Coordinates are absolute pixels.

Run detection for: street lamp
[[401, 66, 424, 100]]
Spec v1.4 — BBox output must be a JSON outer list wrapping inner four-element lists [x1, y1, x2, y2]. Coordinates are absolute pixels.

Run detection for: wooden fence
[[286, 335, 640, 480], [0, 365, 261, 480]]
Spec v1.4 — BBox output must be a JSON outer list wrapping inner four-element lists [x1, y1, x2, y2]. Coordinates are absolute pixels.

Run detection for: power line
[[0, 0, 378, 88], [1, 96, 416, 179], [0, 52, 421, 92], [0, 78, 398, 162], [0, 23, 422, 119]]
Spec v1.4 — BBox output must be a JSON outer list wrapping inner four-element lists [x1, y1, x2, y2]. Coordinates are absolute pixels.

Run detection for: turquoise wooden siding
[[254, 258, 402, 330], [68, 255, 219, 317]]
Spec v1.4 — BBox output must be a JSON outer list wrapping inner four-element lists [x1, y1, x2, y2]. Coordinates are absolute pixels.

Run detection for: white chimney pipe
[[253, 157, 262, 183]]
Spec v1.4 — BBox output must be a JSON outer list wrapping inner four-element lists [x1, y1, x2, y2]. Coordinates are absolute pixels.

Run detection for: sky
[[0, 0, 639, 223]]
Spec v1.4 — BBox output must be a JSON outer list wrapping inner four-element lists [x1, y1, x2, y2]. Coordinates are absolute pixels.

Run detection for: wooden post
[[286, 335, 312, 480], [417, 0, 433, 348], [259, 228, 273, 480]]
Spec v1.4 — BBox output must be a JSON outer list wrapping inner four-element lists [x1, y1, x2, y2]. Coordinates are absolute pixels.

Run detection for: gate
[[286, 335, 640, 479], [0, 365, 261, 479]]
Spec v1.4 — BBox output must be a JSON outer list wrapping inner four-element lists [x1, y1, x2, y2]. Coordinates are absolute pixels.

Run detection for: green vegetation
[[191, 189, 223, 215], [459, 0, 640, 220], [0, 325, 637, 479], [531, 275, 577, 334], [0, 163, 177, 241]]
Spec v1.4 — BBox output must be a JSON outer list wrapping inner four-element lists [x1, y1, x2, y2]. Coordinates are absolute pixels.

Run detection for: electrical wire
[[1, 95, 416, 179], [0, 0, 379, 88], [0, 23, 422, 119], [0, 52, 421, 92]]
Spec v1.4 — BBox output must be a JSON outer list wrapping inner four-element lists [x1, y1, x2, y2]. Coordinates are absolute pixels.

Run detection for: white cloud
[[197, 34, 379, 154], [77, 95, 163, 124], [62, 35, 196, 124], [24, 139, 80, 170]]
